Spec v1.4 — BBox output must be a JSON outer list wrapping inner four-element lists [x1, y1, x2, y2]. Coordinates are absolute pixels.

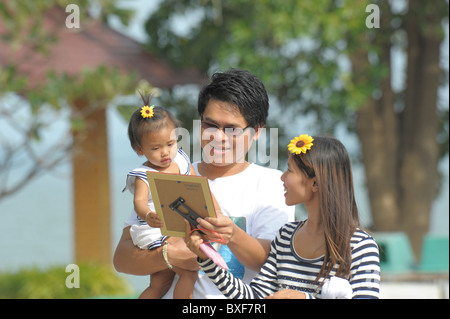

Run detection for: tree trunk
[[356, 1, 443, 260], [356, 90, 401, 232], [72, 98, 111, 264], [354, 3, 401, 233], [398, 1, 442, 259]]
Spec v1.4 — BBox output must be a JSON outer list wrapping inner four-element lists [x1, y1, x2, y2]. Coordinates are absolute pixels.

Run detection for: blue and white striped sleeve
[[199, 238, 281, 299], [349, 232, 381, 299]]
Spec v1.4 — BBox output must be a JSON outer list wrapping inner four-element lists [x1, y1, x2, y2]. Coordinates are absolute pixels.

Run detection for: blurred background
[[0, 0, 448, 298]]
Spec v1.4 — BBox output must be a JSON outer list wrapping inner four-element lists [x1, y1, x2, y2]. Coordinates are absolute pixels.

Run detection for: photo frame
[[146, 171, 216, 237]]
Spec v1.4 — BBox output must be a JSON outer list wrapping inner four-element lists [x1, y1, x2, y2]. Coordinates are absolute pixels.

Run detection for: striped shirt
[[200, 221, 380, 299]]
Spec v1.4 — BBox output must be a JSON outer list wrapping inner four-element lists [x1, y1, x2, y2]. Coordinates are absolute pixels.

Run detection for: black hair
[[128, 92, 180, 153], [198, 69, 269, 128]]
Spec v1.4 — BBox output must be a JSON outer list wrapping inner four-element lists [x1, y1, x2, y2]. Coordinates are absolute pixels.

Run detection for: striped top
[[200, 221, 380, 299]]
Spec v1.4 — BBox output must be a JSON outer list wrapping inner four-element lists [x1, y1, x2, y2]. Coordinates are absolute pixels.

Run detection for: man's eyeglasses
[[200, 121, 252, 138]]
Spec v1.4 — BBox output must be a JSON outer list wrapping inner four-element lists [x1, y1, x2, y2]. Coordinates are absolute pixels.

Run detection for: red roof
[[0, 6, 206, 88]]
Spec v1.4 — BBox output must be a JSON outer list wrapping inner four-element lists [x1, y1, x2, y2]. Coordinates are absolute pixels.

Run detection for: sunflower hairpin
[[140, 105, 155, 119], [288, 134, 314, 155]]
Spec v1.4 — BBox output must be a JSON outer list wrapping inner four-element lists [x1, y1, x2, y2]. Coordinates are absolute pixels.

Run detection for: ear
[[135, 146, 144, 156], [311, 178, 319, 192], [252, 125, 264, 141]]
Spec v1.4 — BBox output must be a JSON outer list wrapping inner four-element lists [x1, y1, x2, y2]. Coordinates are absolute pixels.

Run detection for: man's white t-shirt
[[162, 162, 295, 299]]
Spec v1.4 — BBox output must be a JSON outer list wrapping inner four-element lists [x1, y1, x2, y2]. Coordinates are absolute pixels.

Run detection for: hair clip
[[288, 134, 314, 154], [140, 105, 155, 119]]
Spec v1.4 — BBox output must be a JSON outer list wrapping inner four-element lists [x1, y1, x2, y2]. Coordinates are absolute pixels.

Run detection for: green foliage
[[0, 263, 134, 299], [44, 66, 138, 109], [141, 0, 450, 177], [145, 0, 375, 118], [116, 80, 163, 122], [0, 1, 133, 54], [144, 0, 448, 137], [0, 66, 27, 94], [0, 1, 138, 135], [1, 66, 137, 137], [142, 0, 386, 167], [0, 1, 138, 199]]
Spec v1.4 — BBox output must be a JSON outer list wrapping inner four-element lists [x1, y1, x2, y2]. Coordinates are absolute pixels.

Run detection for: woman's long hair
[[292, 136, 360, 282]]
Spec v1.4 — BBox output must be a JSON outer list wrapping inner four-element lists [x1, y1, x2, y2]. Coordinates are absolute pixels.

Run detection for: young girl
[[185, 134, 380, 299], [122, 93, 197, 299]]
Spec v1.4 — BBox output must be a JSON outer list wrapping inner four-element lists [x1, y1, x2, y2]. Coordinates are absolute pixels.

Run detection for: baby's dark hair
[[128, 92, 180, 153]]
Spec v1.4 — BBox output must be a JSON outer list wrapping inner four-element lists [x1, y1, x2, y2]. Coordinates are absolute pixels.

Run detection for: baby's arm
[[133, 178, 152, 223]]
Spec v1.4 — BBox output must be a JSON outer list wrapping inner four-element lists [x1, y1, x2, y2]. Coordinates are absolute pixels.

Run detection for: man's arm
[[196, 213, 271, 272], [228, 226, 271, 271], [113, 226, 199, 275], [113, 226, 166, 275]]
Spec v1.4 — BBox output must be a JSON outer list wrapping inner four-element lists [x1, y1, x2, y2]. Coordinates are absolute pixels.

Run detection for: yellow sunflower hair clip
[[288, 134, 314, 155], [140, 105, 155, 119]]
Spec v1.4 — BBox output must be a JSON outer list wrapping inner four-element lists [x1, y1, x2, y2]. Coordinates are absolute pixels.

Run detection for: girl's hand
[[166, 237, 200, 271], [184, 221, 208, 260], [265, 289, 306, 299], [145, 210, 163, 228]]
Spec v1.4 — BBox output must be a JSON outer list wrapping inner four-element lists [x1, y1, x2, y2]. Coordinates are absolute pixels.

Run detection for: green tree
[[0, 0, 137, 264], [144, 0, 449, 258], [0, 0, 135, 199]]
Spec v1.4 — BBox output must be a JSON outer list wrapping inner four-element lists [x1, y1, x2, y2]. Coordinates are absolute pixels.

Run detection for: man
[[113, 69, 294, 298]]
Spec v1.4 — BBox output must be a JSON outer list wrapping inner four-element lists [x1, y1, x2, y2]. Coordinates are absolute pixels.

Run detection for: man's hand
[[166, 237, 200, 271], [196, 209, 235, 244]]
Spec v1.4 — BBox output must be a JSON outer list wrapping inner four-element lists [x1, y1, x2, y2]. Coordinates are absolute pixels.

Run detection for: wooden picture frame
[[146, 171, 216, 237]]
